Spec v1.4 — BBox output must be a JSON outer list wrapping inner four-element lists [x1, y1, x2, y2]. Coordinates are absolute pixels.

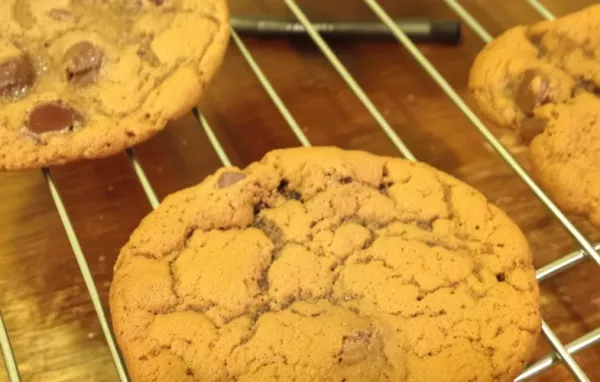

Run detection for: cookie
[[0, 0, 229, 170], [110, 146, 540, 382], [469, 4, 600, 225], [527, 93, 600, 226]]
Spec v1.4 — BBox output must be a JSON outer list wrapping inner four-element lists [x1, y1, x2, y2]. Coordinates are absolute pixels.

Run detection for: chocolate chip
[[0, 55, 34, 97], [575, 78, 600, 97], [515, 69, 551, 116], [149, 0, 164, 4], [527, 32, 543, 50], [285, 190, 302, 200], [26, 102, 83, 134], [277, 179, 303, 200], [217, 172, 246, 188], [64, 42, 104, 85], [253, 202, 268, 215], [520, 117, 548, 144], [277, 179, 290, 193]]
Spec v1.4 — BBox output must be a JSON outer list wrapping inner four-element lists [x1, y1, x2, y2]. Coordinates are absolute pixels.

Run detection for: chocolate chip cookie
[[469, 4, 600, 226], [110, 147, 540, 381], [0, 0, 229, 170]]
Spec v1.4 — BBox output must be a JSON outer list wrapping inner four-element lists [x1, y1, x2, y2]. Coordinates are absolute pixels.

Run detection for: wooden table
[[1, 0, 599, 381]]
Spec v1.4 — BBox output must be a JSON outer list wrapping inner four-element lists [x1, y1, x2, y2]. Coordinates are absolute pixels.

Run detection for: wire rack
[[1, 0, 599, 381]]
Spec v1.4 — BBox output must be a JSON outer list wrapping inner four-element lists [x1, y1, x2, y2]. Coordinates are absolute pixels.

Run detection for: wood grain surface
[[1, 0, 600, 381]]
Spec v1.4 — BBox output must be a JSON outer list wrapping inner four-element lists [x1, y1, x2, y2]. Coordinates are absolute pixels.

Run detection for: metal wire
[[192, 108, 232, 167], [193, 110, 230, 168], [516, 327, 600, 381], [535, 245, 594, 282], [0, 311, 19, 382], [43, 169, 129, 381], [525, 0, 556, 19], [283, 0, 417, 161], [541, 320, 589, 381], [444, 0, 493, 42], [230, 28, 311, 147], [126, 149, 160, 209]]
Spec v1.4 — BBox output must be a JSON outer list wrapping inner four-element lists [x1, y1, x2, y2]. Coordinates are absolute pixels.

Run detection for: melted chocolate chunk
[[515, 69, 551, 116], [26, 102, 83, 134], [217, 172, 247, 188], [0, 55, 34, 97], [520, 117, 548, 144], [64, 41, 104, 85]]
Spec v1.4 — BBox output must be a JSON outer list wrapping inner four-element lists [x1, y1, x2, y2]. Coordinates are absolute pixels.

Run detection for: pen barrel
[[231, 19, 461, 44]]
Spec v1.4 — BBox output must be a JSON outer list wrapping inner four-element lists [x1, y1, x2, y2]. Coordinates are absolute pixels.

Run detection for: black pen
[[230, 17, 461, 44]]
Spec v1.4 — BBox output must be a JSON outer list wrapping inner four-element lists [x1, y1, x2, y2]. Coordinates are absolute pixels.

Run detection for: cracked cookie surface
[[110, 147, 540, 382], [469, 5, 600, 227], [0, 0, 229, 170]]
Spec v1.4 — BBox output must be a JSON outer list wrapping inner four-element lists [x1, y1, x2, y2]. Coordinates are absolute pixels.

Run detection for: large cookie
[[469, 4, 600, 226], [110, 147, 540, 382], [0, 0, 229, 170]]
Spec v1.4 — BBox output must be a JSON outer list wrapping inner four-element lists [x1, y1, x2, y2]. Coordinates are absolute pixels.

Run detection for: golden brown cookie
[[0, 0, 229, 170], [528, 93, 600, 226], [110, 147, 540, 382], [469, 4, 600, 226]]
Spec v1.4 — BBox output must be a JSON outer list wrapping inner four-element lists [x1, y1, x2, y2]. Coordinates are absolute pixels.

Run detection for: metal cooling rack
[[1, 0, 599, 381]]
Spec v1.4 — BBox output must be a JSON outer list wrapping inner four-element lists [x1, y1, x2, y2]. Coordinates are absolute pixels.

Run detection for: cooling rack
[[1, 0, 599, 381]]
